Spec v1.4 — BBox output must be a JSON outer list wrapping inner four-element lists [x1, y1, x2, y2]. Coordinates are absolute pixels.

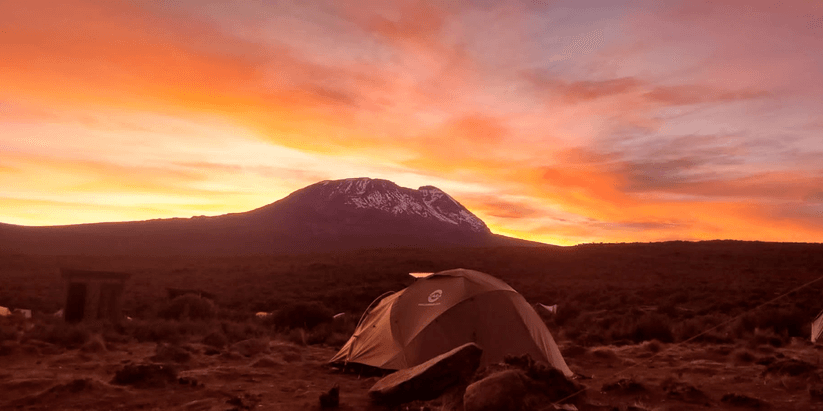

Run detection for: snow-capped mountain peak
[[305, 178, 489, 233]]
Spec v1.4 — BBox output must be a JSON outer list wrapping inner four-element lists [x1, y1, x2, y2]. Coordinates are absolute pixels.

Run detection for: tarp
[[538, 303, 558, 314], [330, 268, 573, 377]]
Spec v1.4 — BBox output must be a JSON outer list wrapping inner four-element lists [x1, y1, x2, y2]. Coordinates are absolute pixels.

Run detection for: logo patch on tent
[[427, 290, 443, 303]]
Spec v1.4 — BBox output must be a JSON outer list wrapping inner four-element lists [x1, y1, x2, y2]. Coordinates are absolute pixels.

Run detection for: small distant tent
[[812, 310, 823, 343], [330, 268, 573, 377]]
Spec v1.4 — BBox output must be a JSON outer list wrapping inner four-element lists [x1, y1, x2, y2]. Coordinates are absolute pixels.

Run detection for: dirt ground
[[3, 337, 823, 411]]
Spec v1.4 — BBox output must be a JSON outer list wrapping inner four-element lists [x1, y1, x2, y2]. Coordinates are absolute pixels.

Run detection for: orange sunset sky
[[1, 0, 822, 245]]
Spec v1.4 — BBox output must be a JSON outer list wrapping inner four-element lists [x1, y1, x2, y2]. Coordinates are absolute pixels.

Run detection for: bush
[[220, 320, 266, 343], [631, 313, 674, 343], [730, 348, 756, 364], [643, 339, 663, 353], [0, 325, 17, 343], [24, 322, 90, 348], [158, 295, 216, 321], [269, 301, 334, 330], [202, 330, 228, 348], [127, 320, 184, 344], [554, 304, 581, 326]]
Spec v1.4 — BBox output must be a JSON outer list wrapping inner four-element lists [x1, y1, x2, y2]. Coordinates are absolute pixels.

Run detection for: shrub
[[127, 320, 183, 344], [202, 330, 228, 348], [24, 322, 90, 348], [561, 345, 588, 358], [0, 325, 17, 343], [554, 304, 581, 326], [643, 339, 663, 353], [220, 320, 266, 343], [158, 295, 216, 321], [631, 313, 674, 343], [286, 328, 308, 346], [730, 348, 756, 364], [752, 328, 786, 347], [269, 301, 334, 330]]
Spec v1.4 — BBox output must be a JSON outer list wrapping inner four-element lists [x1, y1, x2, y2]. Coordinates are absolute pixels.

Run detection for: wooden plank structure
[[61, 269, 131, 323]]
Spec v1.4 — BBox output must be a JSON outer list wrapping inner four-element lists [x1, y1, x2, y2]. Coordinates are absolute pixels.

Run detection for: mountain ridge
[[0, 177, 544, 255]]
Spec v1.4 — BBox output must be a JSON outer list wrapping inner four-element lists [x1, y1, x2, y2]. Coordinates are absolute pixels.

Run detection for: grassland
[[3, 240, 823, 410]]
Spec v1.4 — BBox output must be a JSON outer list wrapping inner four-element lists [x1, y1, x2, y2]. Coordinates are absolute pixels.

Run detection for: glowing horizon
[[2, 1, 822, 245]]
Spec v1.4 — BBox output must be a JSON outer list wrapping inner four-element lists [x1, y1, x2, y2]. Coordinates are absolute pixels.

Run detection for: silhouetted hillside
[[0, 178, 541, 255]]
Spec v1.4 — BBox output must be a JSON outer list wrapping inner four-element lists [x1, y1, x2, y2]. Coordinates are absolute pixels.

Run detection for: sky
[[1, 0, 822, 245]]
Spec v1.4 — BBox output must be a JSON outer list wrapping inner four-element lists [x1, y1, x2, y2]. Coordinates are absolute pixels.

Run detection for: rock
[[369, 342, 483, 404], [226, 393, 261, 410], [231, 338, 270, 357], [111, 363, 178, 389], [721, 393, 769, 409], [503, 354, 583, 403], [662, 380, 709, 405], [319, 383, 339, 408], [463, 369, 529, 411], [80, 335, 107, 353], [763, 358, 817, 376], [279, 347, 303, 363]]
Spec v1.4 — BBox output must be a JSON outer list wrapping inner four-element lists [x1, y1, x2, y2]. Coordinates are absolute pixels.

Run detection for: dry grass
[[1, 241, 822, 349]]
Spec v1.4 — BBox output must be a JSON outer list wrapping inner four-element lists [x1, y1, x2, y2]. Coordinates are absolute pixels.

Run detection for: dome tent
[[329, 268, 573, 377]]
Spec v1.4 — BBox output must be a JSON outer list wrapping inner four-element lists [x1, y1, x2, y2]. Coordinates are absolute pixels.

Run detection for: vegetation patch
[[601, 377, 647, 394], [111, 363, 178, 389], [721, 393, 769, 408]]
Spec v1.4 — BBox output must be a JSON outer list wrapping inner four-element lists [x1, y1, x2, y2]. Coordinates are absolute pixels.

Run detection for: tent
[[812, 309, 823, 343], [330, 268, 573, 377]]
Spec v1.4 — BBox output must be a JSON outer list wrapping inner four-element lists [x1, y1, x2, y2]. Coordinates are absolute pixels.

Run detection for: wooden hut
[[61, 269, 131, 323]]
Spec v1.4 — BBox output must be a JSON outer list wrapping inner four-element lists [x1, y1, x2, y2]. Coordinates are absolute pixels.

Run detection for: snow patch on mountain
[[315, 178, 488, 232]]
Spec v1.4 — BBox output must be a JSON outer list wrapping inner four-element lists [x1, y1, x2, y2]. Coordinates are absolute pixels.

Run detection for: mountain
[[0, 178, 544, 255]]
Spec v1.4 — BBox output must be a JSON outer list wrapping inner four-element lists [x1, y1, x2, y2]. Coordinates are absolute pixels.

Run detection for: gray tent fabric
[[330, 268, 573, 377]]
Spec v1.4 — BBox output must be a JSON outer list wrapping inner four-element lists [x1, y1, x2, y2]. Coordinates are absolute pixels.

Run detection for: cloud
[[525, 75, 641, 103], [806, 191, 823, 203], [460, 195, 545, 219], [526, 73, 767, 108], [644, 85, 768, 106]]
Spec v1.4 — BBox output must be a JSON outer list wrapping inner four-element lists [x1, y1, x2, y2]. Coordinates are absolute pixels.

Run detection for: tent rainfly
[[329, 268, 573, 377], [812, 310, 823, 343]]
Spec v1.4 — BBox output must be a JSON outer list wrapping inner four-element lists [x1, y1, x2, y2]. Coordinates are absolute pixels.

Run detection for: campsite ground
[[4, 335, 823, 410], [3, 241, 823, 410]]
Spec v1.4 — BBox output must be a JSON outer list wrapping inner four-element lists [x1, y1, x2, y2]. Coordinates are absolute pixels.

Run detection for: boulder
[[319, 383, 340, 409], [369, 342, 483, 404], [463, 369, 529, 411]]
